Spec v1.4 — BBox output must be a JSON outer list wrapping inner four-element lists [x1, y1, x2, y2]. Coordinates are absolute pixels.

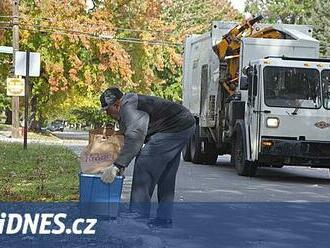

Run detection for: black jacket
[[114, 93, 195, 167]]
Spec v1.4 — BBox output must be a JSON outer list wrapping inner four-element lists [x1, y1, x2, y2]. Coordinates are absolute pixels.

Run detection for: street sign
[[0, 46, 13, 54], [6, 78, 25, 96], [14, 51, 41, 77]]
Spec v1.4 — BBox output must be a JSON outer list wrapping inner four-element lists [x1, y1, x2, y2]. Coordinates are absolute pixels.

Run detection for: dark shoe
[[147, 218, 173, 228]]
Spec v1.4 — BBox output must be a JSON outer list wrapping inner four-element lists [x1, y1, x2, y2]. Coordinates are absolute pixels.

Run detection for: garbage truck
[[182, 16, 330, 176]]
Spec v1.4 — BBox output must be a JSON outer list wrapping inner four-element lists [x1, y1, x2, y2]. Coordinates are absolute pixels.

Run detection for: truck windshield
[[264, 66, 321, 109], [321, 70, 330, 110]]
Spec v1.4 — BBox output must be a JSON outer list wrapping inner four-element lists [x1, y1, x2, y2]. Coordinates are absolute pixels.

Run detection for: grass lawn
[[27, 131, 60, 141], [0, 142, 80, 201]]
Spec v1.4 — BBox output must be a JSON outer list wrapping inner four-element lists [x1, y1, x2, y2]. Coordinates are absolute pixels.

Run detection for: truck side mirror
[[240, 76, 249, 90]]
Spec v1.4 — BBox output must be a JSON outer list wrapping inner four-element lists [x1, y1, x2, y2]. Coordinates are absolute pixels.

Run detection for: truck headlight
[[266, 117, 279, 128]]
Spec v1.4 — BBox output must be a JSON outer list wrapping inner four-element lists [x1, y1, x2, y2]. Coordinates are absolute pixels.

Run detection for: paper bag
[[80, 127, 124, 174]]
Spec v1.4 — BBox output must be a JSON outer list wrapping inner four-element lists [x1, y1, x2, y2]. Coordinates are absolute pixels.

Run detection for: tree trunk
[[5, 108, 12, 124]]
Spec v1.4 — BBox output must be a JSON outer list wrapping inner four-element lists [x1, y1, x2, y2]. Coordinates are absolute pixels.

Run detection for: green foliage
[[245, 0, 329, 57], [69, 106, 114, 127], [245, 0, 313, 24], [163, 0, 240, 36], [309, 0, 330, 57], [0, 94, 10, 112]]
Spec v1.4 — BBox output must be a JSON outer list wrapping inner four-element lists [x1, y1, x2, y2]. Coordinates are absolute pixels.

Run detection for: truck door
[[247, 65, 261, 161]]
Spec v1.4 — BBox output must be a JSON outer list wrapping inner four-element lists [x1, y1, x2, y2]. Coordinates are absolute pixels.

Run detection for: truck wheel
[[182, 141, 192, 162], [190, 129, 203, 164], [190, 126, 218, 165], [233, 129, 257, 177]]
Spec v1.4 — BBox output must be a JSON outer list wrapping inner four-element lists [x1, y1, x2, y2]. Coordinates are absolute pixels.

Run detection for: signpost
[[24, 52, 30, 149], [14, 51, 41, 149], [1, 46, 41, 149], [14, 51, 41, 77]]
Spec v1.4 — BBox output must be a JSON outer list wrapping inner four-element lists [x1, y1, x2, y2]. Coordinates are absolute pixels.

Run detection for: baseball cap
[[100, 87, 123, 111]]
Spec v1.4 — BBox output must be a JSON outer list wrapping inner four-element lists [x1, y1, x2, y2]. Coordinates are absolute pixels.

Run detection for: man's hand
[[101, 164, 123, 184]]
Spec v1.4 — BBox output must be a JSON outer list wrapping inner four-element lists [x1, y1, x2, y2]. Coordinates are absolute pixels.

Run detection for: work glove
[[101, 164, 124, 184]]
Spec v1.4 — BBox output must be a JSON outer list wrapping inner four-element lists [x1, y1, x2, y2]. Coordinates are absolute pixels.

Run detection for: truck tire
[[233, 128, 257, 176], [190, 126, 218, 165], [182, 141, 192, 162], [190, 128, 203, 164]]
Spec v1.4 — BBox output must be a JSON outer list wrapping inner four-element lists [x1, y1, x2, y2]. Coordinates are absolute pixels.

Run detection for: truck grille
[[302, 142, 330, 157]]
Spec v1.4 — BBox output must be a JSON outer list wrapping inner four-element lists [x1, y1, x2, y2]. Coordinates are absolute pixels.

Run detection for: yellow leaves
[[145, 68, 155, 83], [51, 34, 64, 49], [168, 48, 182, 66], [98, 63, 107, 72], [20, 30, 32, 45], [80, 36, 91, 49], [68, 34, 81, 44], [84, 69, 92, 86], [97, 74, 106, 86], [154, 53, 165, 71], [52, 64, 64, 75]]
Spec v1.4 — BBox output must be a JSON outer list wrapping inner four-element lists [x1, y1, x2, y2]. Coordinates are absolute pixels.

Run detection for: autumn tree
[[103, 0, 240, 100], [101, 0, 181, 99], [1, 0, 241, 127], [17, 0, 133, 127]]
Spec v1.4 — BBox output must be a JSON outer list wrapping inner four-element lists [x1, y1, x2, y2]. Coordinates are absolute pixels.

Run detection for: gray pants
[[130, 125, 195, 220]]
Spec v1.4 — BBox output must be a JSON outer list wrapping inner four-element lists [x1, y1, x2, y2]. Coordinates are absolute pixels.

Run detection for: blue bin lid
[[80, 173, 124, 180]]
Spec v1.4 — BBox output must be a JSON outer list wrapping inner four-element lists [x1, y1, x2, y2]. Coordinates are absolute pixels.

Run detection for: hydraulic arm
[[214, 15, 292, 95]]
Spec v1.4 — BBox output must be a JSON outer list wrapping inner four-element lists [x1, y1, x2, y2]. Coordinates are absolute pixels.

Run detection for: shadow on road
[[211, 155, 330, 184]]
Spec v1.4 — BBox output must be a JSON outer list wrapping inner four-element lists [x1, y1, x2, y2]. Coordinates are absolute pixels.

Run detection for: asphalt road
[[51, 130, 89, 140], [175, 157, 330, 202], [55, 130, 330, 203]]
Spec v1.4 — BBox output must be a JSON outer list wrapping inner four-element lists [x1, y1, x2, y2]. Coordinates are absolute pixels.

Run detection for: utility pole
[[11, 0, 20, 138]]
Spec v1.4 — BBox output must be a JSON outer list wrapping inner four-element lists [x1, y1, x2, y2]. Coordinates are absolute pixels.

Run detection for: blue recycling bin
[[79, 173, 124, 218]]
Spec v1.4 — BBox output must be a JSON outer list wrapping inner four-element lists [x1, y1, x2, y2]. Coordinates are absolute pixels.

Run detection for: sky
[[86, 0, 94, 10], [229, 0, 246, 13]]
